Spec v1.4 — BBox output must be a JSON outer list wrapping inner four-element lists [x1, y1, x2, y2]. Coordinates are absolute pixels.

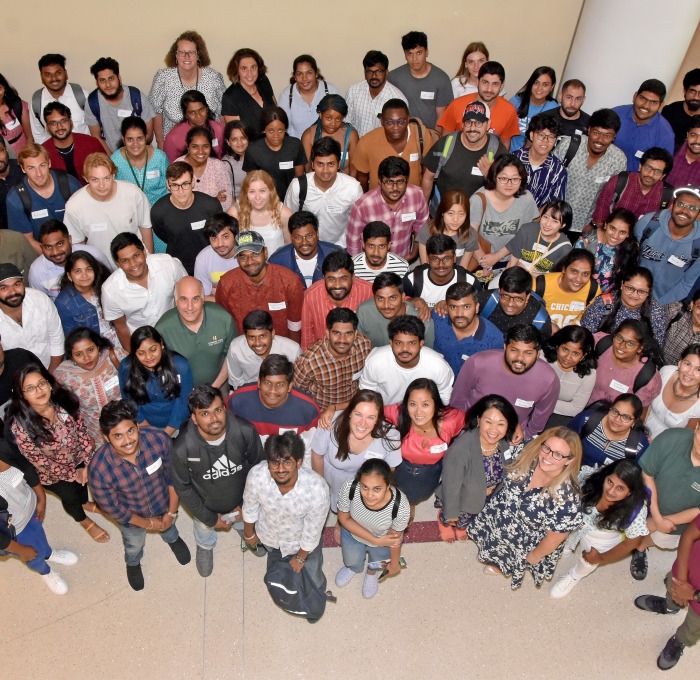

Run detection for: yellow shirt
[[540, 272, 599, 328]]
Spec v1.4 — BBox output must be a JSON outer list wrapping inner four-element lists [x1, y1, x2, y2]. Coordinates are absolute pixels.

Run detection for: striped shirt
[[336, 478, 410, 546], [352, 252, 409, 283], [513, 147, 567, 208]]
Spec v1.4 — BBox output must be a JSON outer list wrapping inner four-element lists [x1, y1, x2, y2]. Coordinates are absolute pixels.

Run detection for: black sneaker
[[657, 635, 684, 671], [126, 564, 144, 591], [634, 595, 679, 615], [630, 549, 648, 580], [168, 537, 191, 565], [196, 546, 213, 577]]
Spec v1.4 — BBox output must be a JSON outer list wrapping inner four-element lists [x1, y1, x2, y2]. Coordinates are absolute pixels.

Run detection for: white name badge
[[268, 301, 287, 310], [5, 117, 21, 131], [595, 175, 610, 184], [211, 138, 219, 147], [31, 208, 49, 219], [117, 109, 132, 118], [278, 427, 298, 434], [146, 169, 160, 180], [534, 243, 548, 253], [401, 212, 416, 222], [420, 91, 435, 100], [191, 220, 206, 230], [515, 398, 534, 408], [146, 457, 162, 475], [471, 166, 483, 176], [279, 161, 294, 170], [409, 152, 420, 162], [609, 379, 629, 392], [430, 442, 448, 454], [634, 150, 644, 159], [103, 375, 120, 391], [11, 471, 24, 488], [351, 371, 362, 381], [574, 129, 582, 136], [603, 457, 614, 465], [668, 255, 686, 267], [364, 451, 384, 459], [176, 374, 181, 383], [569, 300, 586, 312], [503, 446, 514, 461], [91, 223, 108, 232], [461, 354, 470, 361], [326, 205, 343, 214]]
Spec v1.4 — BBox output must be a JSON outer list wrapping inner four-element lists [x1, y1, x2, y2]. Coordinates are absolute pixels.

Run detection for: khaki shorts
[[650, 531, 681, 550]]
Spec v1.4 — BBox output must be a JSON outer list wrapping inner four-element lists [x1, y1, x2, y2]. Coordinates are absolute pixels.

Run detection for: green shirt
[[356, 299, 435, 349], [639, 428, 700, 535], [156, 302, 237, 387]]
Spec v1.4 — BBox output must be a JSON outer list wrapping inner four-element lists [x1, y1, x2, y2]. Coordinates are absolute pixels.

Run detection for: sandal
[[83, 501, 101, 514], [82, 520, 110, 543], [437, 513, 456, 543]]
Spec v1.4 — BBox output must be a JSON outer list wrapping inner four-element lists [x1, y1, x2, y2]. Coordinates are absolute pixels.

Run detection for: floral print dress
[[469, 465, 582, 589]]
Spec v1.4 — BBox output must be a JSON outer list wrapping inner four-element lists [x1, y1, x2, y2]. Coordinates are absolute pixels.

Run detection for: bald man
[[155, 276, 238, 388]]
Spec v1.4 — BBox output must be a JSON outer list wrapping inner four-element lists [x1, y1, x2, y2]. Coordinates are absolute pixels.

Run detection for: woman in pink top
[[0, 73, 33, 153], [163, 90, 225, 161]]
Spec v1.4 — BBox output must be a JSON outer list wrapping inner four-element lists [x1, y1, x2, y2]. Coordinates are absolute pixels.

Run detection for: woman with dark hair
[[550, 459, 648, 598], [581, 266, 667, 346], [311, 389, 401, 514], [646, 343, 700, 438], [54, 251, 119, 345], [509, 66, 558, 151], [277, 55, 340, 139], [7, 363, 110, 542], [0, 72, 33, 153], [435, 394, 518, 543], [543, 325, 598, 427], [384, 378, 465, 520], [163, 90, 225, 161], [469, 154, 539, 283], [301, 94, 358, 173], [451, 42, 490, 98], [243, 106, 307, 199], [570, 394, 650, 468], [588, 319, 663, 408], [54, 327, 125, 443], [335, 458, 411, 599], [221, 120, 252, 201], [175, 126, 232, 210], [574, 207, 639, 293], [148, 30, 225, 147], [118, 326, 193, 436]]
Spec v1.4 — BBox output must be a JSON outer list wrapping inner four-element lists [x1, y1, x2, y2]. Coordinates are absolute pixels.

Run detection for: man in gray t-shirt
[[84, 57, 156, 152]]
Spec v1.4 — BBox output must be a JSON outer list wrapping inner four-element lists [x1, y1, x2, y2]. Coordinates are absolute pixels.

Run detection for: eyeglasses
[[176, 50, 197, 58], [169, 181, 192, 191], [500, 292, 527, 304], [534, 132, 557, 143], [382, 119, 408, 127], [676, 200, 700, 213], [381, 178, 407, 188], [641, 163, 664, 177], [608, 406, 635, 423], [540, 442, 572, 461], [365, 68, 386, 76], [463, 120, 486, 129], [47, 118, 70, 128], [23, 379, 51, 394], [622, 284, 649, 297], [613, 333, 640, 349], [428, 255, 455, 265], [291, 233, 317, 243], [268, 458, 295, 470], [497, 176, 521, 185]]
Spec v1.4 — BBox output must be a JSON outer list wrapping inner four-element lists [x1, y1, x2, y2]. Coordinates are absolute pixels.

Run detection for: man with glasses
[[351, 99, 433, 191], [661, 68, 700, 152], [591, 147, 674, 228], [346, 50, 408, 138], [634, 186, 700, 304], [346, 157, 428, 261], [150, 161, 221, 275], [613, 79, 675, 171]]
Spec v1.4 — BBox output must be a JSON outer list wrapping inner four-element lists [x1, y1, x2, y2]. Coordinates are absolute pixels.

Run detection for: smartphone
[[221, 510, 240, 524], [369, 557, 407, 572]]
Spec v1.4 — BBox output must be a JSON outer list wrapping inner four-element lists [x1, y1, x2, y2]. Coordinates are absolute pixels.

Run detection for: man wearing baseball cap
[[635, 185, 700, 303], [215, 231, 304, 344], [422, 99, 507, 204]]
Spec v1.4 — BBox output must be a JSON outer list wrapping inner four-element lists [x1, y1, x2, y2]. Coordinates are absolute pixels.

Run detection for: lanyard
[[125, 149, 148, 191]]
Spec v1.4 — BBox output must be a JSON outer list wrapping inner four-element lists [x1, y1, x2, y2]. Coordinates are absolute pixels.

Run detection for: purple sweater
[[450, 350, 558, 438]]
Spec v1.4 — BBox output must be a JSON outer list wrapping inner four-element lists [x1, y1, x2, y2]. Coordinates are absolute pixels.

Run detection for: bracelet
[[243, 533, 257, 541], [167, 512, 178, 519], [147, 519, 153, 530], [294, 555, 307, 564]]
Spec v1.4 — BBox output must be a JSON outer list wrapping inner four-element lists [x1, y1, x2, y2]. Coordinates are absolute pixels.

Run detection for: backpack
[[638, 212, 700, 268], [432, 131, 500, 182], [560, 134, 582, 168], [264, 559, 329, 621], [32, 84, 86, 128], [409, 265, 475, 298], [298, 174, 308, 212], [594, 335, 657, 391], [14, 170, 72, 221], [87, 87, 144, 140], [349, 478, 402, 520], [579, 404, 643, 459], [480, 289, 550, 331], [289, 80, 328, 107], [535, 276, 599, 306], [609, 171, 673, 214]]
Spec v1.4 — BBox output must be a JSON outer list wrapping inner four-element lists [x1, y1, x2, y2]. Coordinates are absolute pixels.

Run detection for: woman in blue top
[[509, 66, 558, 152], [118, 326, 192, 435]]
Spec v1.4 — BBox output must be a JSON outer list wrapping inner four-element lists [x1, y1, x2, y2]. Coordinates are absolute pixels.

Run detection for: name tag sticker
[[211, 138, 219, 147], [461, 354, 470, 360], [278, 427, 298, 434], [91, 223, 108, 232], [103, 375, 119, 391], [409, 152, 420, 162], [117, 109, 132, 118], [146, 169, 160, 179], [211, 271, 224, 283], [609, 379, 629, 392], [11, 471, 24, 488], [31, 208, 49, 219], [574, 129, 582, 135], [420, 91, 435, 100], [279, 161, 294, 170], [534, 243, 548, 253], [401, 212, 416, 222], [365, 451, 384, 459], [326, 205, 343, 214], [191, 220, 206, 230], [471, 166, 483, 176], [668, 255, 686, 267], [146, 457, 162, 475], [595, 176, 610, 184], [569, 301, 586, 311], [430, 443, 448, 454], [351, 371, 362, 381], [5, 118, 21, 130], [268, 301, 287, 310], [515, 398, 534, 408], [634, 150, 644, 159], [503, 447, 513, 461]]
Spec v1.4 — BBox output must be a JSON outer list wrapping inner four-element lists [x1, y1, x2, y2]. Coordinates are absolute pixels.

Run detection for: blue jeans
[[263, 542, 326, 593], [0, 514, 52, 575], [120, 522, 180, 566], [193, 518, 245, 549], [340, 526, 390, 573]]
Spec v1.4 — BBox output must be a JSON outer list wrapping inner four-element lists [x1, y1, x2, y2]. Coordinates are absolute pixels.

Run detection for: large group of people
[[1, 29, 700, 672]]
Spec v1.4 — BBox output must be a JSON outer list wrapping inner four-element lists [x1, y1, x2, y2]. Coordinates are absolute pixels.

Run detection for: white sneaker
[[550, 573, 578, 599], [47, 549, 78, 566], [41, 569, 69, 595]]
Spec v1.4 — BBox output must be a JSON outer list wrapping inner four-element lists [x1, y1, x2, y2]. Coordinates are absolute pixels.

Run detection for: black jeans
[[43, 479, 88, 522]]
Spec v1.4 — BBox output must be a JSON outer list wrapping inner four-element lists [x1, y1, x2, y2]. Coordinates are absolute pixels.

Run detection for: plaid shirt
[[663, 303, 700, 365], [293, 333, 372, 409], [666, 143, 700, 189], [88, 427, 173, 525], [592, 171, 665, 226]]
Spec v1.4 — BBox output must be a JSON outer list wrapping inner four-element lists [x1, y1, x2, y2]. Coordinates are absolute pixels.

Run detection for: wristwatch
[[167, 512, 179, 520], [294, 555, 307, 564], [693, 589, 700, 603]]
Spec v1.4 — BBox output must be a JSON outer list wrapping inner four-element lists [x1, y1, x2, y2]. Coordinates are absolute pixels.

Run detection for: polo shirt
[[437, 94, 520, 140], [612, 104, 675, 170], [155, 302, 237, 386]]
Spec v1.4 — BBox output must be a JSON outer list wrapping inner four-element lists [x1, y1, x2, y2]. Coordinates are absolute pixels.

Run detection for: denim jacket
[[268, 241, 342, 289], [54, 286, 100, 336]]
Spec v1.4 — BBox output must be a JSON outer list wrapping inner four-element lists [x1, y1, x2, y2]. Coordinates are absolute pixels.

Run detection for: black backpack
[[579, 403, 643, 459], [14, 170, 72, 222], [87, 87, 144, 140], [349, 478, 402, 520], [594, 335, 657, 392], [609, 171, 673, 214]]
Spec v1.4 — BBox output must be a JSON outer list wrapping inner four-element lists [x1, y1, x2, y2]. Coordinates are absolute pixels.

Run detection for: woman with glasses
[[469, 154, 539, 284], [646, 344, 700, 438], [163, 90, 225, 162], [149, 31, 225, 150], [570, 394, 650, 468], [574, 208, 639, 293], [7, 363, 110, 543], [581, 266, 667, 346], [509, 66, 558, 152], [469, 427, 583, 589]]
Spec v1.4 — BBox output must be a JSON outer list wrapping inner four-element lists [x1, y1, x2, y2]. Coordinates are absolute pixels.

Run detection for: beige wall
[[668, 21, 700, 103], [2, 0, 584, 106]]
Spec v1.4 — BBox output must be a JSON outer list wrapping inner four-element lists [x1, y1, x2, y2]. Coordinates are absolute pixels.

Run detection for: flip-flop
[[82, 520, 110, 543], [83, 501, 101, 514]]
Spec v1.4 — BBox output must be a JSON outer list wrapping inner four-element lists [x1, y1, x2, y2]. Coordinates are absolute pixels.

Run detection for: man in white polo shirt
[[101, 233, 187, 351]]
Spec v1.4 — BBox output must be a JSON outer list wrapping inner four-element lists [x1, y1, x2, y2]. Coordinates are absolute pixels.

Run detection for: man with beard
[[667, 116, 700, 189], [28, 220, 111, 299], [0, 263, 64, 372], [194, 212, 240, 298], [85, 57, 156, 153], [301, 250, 372, 350], [352, 222, 409, 282], [41, 103, 106, 184], [172, 385, 264, 577], [450, 324, 558, 440], [662, 69, 700, 152], [552, 79, 590, 139]]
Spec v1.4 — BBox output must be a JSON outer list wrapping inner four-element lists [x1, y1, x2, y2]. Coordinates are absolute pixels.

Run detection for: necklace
[[672, 377, 700, 401], [57, 143, 74, 156]]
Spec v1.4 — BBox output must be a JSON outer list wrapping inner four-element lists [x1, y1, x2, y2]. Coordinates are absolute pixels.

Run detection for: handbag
[[0, 508, 17, 541]]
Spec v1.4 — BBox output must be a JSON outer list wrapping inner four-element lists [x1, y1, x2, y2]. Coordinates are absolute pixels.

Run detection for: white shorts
[[650, 531, 681, 550]]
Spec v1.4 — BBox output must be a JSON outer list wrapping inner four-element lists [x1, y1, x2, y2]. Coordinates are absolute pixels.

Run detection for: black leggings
[[43, 480, 88, 522]]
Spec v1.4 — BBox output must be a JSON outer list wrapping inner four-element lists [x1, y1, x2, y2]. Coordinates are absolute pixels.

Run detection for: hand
[[35, 499, 46, 522], [433, 300, 448, 318], [244, 531, 258, 547], [582, 547, 602, 565], [525, 550, 539, 565], [510, 424, 524, 446], [657, 517, 677, 534], [478, 253, 501, 270], [671, 577, 694, 606], [217, 190, 228, 203], [476, 154, 493, 178], [581, 223, 595, 235], [378, 530, 402, 548], [318, 407, 335, 429], [147, 517, 163, 532], [290, 554, 305, 573], [386, 559, 402, 577], [412, 297, 431, 322], [16, 543, 38, 563], [74, 467, 88, 486], [160, 513, 174, 531], [213, 516, 233, 530]]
